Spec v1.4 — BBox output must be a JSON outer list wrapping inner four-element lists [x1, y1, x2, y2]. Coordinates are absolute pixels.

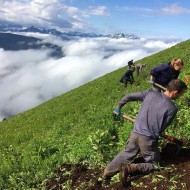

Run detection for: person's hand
[[113, 107, 121, 117], [150, 79, 154, 84], [150, 76, 154, 84]]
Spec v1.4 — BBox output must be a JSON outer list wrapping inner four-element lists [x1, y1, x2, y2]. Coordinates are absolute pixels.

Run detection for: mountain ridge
[[0, 32, 64, 58], [0, 23, 140, 40]]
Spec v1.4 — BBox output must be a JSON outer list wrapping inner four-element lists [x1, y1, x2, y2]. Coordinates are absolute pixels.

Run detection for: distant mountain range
[[0, 23, 140, 40], [0, 24, 141, 59], [0, 24, 181, 59]]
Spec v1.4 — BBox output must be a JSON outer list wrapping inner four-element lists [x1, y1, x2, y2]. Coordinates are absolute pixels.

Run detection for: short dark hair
[[167, 79, 187, 93]]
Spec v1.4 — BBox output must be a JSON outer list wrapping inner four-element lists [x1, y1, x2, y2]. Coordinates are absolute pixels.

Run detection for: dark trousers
[[104, 132, 160, 176], [120, 76, 133, 87]]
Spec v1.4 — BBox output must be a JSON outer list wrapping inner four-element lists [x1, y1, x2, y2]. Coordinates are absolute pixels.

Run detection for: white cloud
[[0, 0, 109, 31], [0, 0, 77, 29], [144, 40, 177, 50], [161, 4, 190, 15], [116, 4, 190, 16], [84, 6, 109, 17], [1, 0, 60, 25], [0, 36, 180, 120]]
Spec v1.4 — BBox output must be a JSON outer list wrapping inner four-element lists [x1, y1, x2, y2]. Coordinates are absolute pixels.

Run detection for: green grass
[[0, 39, 190, 189]]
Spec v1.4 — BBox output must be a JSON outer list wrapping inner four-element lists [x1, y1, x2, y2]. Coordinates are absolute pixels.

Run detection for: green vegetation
[[0, 39, 190, 189]]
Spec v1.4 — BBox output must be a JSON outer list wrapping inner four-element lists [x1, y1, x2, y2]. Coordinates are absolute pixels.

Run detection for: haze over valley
[[0, 27, 181, 120]]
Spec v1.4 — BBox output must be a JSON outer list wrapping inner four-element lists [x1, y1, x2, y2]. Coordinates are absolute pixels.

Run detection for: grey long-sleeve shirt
[[118, 90, 178, 139]]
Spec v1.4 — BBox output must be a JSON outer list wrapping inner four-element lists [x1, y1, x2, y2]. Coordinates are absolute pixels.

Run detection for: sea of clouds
[[0, 34, 181, 120]]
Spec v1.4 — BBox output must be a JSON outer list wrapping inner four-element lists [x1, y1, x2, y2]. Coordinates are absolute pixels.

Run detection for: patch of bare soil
[[45, 143, 190, 190]]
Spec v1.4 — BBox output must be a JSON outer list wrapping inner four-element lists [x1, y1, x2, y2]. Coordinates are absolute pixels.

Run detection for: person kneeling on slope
[[103, 79, 187, 187]]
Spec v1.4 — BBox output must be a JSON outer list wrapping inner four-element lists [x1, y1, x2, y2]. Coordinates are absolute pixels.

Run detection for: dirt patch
[[45, 143, 190, 190]]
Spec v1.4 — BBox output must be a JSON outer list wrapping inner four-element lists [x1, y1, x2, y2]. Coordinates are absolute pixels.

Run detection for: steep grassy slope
[[0, 39, 190, 189]]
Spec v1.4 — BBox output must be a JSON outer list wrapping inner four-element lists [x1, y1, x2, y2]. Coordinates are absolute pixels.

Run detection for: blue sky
[[0, 0, 190, 39]]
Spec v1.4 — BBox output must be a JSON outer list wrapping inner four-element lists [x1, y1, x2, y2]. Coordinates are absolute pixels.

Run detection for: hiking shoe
[[120, 164, 140, 187], [120, 164, 131, 187]]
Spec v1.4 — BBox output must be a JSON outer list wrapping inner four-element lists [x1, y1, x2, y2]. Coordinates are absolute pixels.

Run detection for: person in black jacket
[[150, 58, 183, 92], [120, 67, 135, 87]]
